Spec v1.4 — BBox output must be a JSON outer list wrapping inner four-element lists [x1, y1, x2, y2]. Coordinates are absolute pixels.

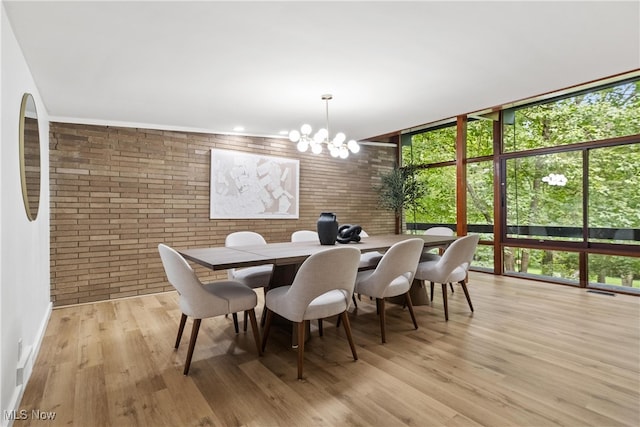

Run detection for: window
[[467, 119, 493, 158], [467, 160, 494, 240], [402, 124, 457, 233], [505, 151, 583, 242], [473, 245, 494, 271], [501, 77, 639, 291], [504, 247, 580, 285], [588, 144, 640, 246], [398, 74, 639, 293], [588, 254, 640, 290], [410, 166, 457, 229], [504, 80, 640, 152], [406, 125, 456, 164]]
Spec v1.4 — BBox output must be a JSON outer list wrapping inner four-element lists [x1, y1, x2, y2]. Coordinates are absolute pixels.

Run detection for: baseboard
[[2, 301, 52, 427], [28, 301, 52, 375]]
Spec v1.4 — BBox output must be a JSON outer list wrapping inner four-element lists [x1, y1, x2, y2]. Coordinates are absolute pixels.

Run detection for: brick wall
[[49, 123, 396, 306]]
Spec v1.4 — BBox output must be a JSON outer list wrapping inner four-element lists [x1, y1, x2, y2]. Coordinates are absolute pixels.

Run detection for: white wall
[[1, 4, 51, 425]]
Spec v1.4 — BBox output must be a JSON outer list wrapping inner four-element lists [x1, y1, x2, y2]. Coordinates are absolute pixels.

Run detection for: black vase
[[317, 212, 338, 245]]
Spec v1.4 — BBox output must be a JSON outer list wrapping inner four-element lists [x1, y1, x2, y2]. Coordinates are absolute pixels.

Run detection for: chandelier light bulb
[[297, 140, 309, 152], [313, 131, 326, 144], [300, 124, 312, 136], [347, 139, 360, 153], [333, 132, 346, 145], [288, 129, 301, 143], [311, 142, 322, 154], [329, 147, 340, 157]]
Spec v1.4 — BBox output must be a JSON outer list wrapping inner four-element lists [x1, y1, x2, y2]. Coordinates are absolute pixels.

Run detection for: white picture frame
[[210, 149, 300, 219]]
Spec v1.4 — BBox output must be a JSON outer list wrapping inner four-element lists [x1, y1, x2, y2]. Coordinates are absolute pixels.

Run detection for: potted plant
[[376, 164, 425, 233]]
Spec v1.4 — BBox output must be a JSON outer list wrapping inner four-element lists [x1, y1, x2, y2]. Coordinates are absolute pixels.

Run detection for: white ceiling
[[4, 1, 640, 142]]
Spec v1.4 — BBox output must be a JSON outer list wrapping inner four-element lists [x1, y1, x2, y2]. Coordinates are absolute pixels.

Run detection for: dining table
[[179, 233, 457, 346], [179, 233, 457, 306]]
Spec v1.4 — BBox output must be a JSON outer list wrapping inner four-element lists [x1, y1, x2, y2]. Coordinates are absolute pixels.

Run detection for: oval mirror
[[19, 93, 41, 221]]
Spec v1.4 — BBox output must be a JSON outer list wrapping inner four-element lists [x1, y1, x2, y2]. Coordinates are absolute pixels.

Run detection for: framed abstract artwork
[[210, 149, 299, 219]]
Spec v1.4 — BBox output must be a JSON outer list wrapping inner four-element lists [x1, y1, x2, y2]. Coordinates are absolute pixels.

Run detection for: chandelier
[[288, 94, 360, 159]]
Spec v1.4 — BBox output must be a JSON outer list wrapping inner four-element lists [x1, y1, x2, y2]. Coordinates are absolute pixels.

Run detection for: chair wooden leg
[[175, 313, 187, 349], [261, 309, 273, 352], [232, 313, 239, 334], [184, 318, 201, 375], [449, 283, 455, 293], [297, 321, 305, 380], [460, 280, 474, 312], [260, 307, 267, 327], [318, 319, 323, 337], [405, 292, 418, 330], [441, 283, 449, 321], [246, 309, 262, 356], [338, 292, 358, 328], [377, 298, 386, 343], [243, 311, 249, 332], [430, 282, 435, 302], [340, 312, 358, 361]]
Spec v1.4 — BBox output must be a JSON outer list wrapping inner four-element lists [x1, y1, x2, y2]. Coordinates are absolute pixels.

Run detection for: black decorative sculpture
[[337, 224, 362, 244]]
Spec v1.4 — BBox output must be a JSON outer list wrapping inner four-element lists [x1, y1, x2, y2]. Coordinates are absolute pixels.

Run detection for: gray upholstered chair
[[358, 230, 384, 269], [422, 226, 456, 293], [225, 231, 273, 332], [421, 226, 455, 261], [414, 234, 480, 321], [354, 238, 424, 343], [158, 244, 262, 375], [351, 230, 384, 310], [292, 229, 359, 318], [291, 230, 319, 242], [291, 229, 330, 334], [261, 246, 361, 379]]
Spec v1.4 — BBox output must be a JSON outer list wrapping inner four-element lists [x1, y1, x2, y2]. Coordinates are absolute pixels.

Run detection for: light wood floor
[[16, 272, 640, 427]]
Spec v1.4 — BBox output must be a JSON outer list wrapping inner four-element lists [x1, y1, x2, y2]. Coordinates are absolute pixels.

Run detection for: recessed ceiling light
[[233, 126, 245, 132]]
